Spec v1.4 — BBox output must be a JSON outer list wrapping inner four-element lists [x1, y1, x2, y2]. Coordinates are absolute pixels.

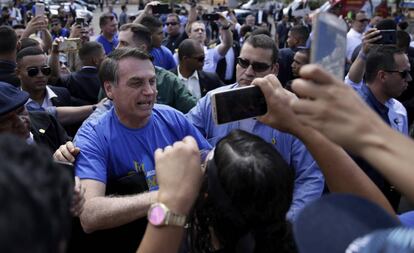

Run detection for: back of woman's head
[[188, 130, 296, 253]]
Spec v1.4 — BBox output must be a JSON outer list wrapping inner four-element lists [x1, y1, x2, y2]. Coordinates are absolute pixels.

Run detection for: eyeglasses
[[27, 66, 51, 77], [166, 22, 178, 26], [237, 57, 272, 73], [385, 70, 411, 80]]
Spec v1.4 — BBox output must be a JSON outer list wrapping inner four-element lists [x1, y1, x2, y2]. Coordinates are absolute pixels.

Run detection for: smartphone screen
[[35, 3, 45, 17], [202, 13, 220, 21], [374, 30, 397, 45], [311, 13, 347, 80], [212, 85, 267, 125], [152, 4, 170, 14]]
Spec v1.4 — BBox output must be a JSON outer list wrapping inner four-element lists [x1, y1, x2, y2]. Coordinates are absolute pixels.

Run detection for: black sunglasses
[[166, 22, 178, 26], [27, 66, 51, 77], [385, 70, 411, 80], [237, 57, 272, 73]]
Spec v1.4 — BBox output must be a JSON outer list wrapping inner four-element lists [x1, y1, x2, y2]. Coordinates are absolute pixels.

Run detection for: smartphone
[[202, 13, 220, 21], [374, 29, 397, 45], [311, 12, 347, 80], [152, 4, 171, 14], [75, 17, 85, 27], [59, 38, 80, 51], [55, 161, 75, 180], [211, 85, 267, 125], [35, 2, 45, 17]]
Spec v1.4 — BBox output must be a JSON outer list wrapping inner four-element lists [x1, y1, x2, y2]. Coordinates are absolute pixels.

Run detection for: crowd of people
[[1, 0, 414, 252]]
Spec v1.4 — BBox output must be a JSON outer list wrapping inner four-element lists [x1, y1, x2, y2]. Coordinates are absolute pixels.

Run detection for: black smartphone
[[202, 13, 220, 21], [55, 161, 75, 180], [75, 17, 85, 27], [211, 85, 267, 125], [152, 4, 171, 14], [374, 29, 397, 45]]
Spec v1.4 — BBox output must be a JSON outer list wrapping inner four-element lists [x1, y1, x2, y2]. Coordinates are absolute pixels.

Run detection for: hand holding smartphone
[[211, 85, 267, 125]]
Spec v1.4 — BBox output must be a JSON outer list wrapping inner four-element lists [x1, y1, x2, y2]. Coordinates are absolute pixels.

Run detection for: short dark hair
[[0, 26, 17, 55], [140, 16, 163, 32], [297, 48, 310, 61], [19, 38, 40, 51], [0, 134, 73, 253], [188, 130, 295, 253], [289, 25, 310, 45], [397, 30, 411, 51], [178, 39, 200, 61], [244, 34, 279, 64], [250, 27, 271, 37], [166, 13, 179, 22], [365, 45, 404, 83], [99, 13, 115, 27], [78, 41, 104, 62], [350, 10, 365, 21], [119, 23, 152, 49], [99, 47, 153, 86], [121, 4, 126, 11], [16, 46, 44, 62]]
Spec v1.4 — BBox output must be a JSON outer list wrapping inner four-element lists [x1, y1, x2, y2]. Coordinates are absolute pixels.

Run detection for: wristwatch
[[147, 202, 187, 227]]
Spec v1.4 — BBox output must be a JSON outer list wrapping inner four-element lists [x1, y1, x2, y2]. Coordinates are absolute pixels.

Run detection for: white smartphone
[[211, 85, 267, 125], [35, 2, 45, 17], [311, 12, 347, 80]]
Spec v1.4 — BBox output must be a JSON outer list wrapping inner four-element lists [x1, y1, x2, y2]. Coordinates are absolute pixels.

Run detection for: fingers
[[53, 142, 78, 163], [291, 78, 327, 99]]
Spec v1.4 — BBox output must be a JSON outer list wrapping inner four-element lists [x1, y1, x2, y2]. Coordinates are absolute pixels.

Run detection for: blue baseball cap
[[0, 82, 29, 116], [293, 193, 400, 253]]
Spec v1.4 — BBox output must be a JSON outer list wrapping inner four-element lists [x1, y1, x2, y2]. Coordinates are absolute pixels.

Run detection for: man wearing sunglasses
[[162, 13, 188, 53], [352, 45, 411, 210], [17, 46, 100, 128], [170, 39, 224, 100], [186, 34, 324, 221], [346, 11, 369, 62]]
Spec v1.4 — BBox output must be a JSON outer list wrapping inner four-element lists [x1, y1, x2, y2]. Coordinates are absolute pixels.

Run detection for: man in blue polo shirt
[[74, 47, 210, 252], [186, 34, 324, 221], [96, 14, 119, 55]]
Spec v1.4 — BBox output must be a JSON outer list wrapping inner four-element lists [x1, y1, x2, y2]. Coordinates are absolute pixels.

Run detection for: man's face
[[352, 13, 368, 33], [286, 31, 298, 48], [17, 54, 49, 93], [245, 15, 255, 27], [102, 17, 118, 37], [291, 51, 309, 77], [183, 44, 205, 72], [117, 29, 135, 48], [151, 27, 164, 48], [189, 22, 206, 45], [166, 16, 180, 36], [51, 19, 62, 33], [105, 57, 157, 128], [0, 106, 31, 139], [383, 53, 411, 99], [236, 43, 277, 86]]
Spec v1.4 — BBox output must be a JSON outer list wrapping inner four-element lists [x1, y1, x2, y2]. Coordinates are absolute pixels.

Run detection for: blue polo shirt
[[96, 34, 119, 55], [150, 46, 176, 70]]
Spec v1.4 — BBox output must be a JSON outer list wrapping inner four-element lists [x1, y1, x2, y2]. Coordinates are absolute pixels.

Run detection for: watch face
[[149, 205, 166, 226]]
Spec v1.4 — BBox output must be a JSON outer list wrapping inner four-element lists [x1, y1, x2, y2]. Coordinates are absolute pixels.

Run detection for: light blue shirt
[[75, 104, 211, 191], [185, 83, 325, 221]]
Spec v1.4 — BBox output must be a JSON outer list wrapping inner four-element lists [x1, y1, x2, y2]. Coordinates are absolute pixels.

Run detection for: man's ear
[[16, 40, 21, 51], [271, 62, 279, 76], [104, 81, 114, 99]]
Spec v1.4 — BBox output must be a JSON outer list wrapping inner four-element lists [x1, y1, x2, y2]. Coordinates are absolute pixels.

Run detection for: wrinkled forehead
[[191, 22, 205, 32]]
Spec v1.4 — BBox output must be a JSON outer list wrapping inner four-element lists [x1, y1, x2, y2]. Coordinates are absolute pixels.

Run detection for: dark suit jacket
[[49, 85, 73, 107], [29, 111, 70, 153], [56, 67, 101, 105], [170, 67, 224, 97], [0, 60, 20, 87]]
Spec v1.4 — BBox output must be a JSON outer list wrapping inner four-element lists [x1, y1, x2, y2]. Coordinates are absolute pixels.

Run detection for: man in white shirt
[[171, 39, 223, 99], [346, 11, 369, 62]]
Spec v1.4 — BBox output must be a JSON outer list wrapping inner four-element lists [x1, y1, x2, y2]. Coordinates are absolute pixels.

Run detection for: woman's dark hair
[[188, 130, 296, 253]]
